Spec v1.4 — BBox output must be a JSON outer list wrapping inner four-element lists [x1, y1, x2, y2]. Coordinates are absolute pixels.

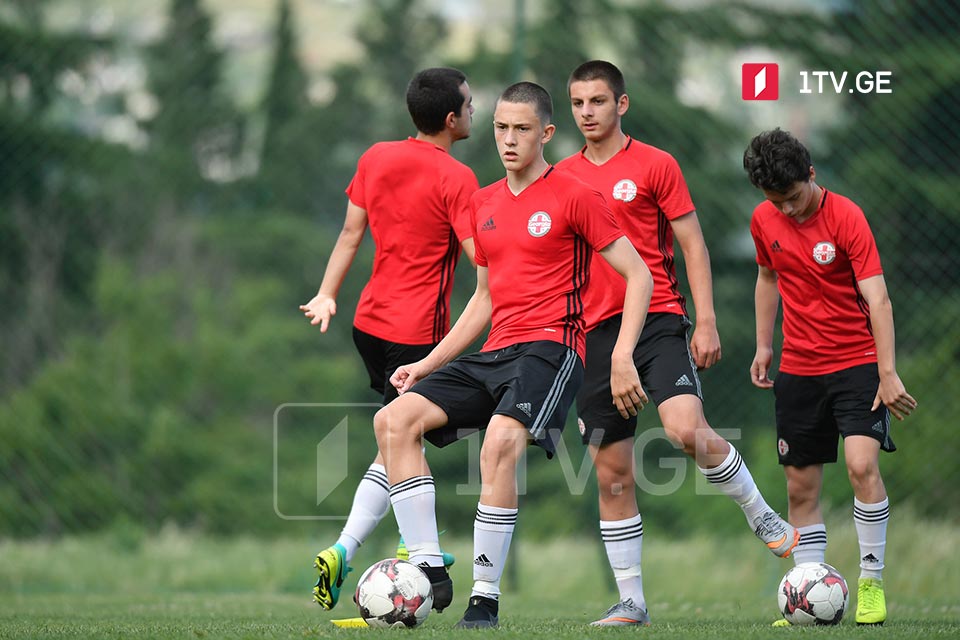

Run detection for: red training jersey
[[472, 167, 624, 362], [556, 137, 696, 330], [751, 189, 883, 376], [346, 137, 478, 344]]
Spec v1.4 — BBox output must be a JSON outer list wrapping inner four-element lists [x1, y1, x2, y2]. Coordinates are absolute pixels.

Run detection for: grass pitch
[[1, 517, 957, 638]]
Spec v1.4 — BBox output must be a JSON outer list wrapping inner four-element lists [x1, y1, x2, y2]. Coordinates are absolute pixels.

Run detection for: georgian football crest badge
[[778, 438, 790, 456], [812, 241, 836, 264], [527, 211, 552, 237], [612, 179, 638, 202]]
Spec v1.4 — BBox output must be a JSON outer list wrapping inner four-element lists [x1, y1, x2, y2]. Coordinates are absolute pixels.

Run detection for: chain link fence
[[1, 0, 957, 539]]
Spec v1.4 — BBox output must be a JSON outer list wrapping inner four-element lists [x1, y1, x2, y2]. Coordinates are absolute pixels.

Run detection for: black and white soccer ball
[[777, 562, 849, 625], [355, 558, 433, 628]]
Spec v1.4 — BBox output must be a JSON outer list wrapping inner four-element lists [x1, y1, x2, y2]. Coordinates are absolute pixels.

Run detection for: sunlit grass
[[1, 515, 957, 638]]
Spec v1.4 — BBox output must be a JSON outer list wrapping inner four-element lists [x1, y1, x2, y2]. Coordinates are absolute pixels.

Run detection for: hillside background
[[1, 0, 957, 552]]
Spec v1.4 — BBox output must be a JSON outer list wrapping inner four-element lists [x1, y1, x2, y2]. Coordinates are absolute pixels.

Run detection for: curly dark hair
[[743, 128, 812, 192]]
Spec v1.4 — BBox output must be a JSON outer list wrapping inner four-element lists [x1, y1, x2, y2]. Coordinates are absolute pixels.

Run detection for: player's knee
[[662, 423, 697, 455], [596, 458, 633, 497], [660, 397, 711, 452], [479, 438, 516, 468], [480, 434, 525, 476], [373, 406, 392, 448], [373, 405, 413, 449], [846, 457, 880, 488]]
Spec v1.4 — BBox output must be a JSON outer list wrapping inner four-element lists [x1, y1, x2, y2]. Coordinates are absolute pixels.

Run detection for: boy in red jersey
[[743, 128, 917, 626], [375, 81, 653, 628], [300, 68, 478, 610], [556, 60, 798, 626]]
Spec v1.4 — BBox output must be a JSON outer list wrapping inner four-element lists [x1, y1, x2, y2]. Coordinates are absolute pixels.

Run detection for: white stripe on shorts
[[529, 348, 577, 439]]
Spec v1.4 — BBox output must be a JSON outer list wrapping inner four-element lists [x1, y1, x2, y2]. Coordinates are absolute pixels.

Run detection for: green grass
[[1, 518, 958, 638]]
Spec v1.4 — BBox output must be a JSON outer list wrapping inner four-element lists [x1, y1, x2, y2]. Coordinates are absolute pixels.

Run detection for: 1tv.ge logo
[[742, 63, 893, 100], [742, 63, 779, 100]]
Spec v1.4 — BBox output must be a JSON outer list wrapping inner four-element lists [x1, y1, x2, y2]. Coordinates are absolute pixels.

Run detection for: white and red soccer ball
[[354, 558, 433, 628], [777, 562, 849, 625]]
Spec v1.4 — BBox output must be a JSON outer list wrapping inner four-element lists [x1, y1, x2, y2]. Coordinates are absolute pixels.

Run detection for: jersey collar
[[579, 134, 632, 166]]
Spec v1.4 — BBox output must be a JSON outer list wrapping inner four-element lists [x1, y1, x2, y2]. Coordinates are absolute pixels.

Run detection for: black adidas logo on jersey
[[481, 217, 496, 231]]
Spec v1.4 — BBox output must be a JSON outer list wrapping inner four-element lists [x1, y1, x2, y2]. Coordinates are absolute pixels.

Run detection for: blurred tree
[[0, 214, 369, 537], [144, 0, 243, 207], [524, 0, 601, 104], [256, 0, 310, 211], [242, 0, 450, 220], [819, 4, 960, 504], [352, 0, 447, 138], [825, 0, 960, 291], [2, 0, 955, 542], [0, 1, 136, 392]]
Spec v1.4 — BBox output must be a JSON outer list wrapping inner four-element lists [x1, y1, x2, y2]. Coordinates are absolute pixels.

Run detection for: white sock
[[793, 524, 828, 565], [335, 464, 389, 562], [389, 476, 443, 567], [600, 513, 645, 609], [698, 445, 770, 523], [854, 497, 889, 580], [470, 503, 518, 600]]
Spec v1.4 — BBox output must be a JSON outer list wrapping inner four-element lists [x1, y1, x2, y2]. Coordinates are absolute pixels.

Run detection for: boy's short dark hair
[[406, 68, 467, 135], [568, 60, 626, 101], [498, 81, 553, 126], [743, 128, 813, 192]]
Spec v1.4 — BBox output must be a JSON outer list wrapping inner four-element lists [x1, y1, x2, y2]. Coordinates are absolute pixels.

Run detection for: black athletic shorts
[[352, 326, 437, 404], [773, 362, 896, 466], [409, 340, 584, 458], [576, 312, 702, 447]]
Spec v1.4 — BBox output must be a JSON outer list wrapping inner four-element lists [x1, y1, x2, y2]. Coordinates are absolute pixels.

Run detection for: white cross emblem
[[527, 211, 552, 237]]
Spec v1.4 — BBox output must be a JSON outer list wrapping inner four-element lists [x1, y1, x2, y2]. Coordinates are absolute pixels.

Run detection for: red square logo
[[742, 63, 779, 100]]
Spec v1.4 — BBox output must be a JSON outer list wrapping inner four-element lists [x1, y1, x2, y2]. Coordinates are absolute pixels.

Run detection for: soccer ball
[[777, 562, 849, 625], [355, 558, 433, 628]]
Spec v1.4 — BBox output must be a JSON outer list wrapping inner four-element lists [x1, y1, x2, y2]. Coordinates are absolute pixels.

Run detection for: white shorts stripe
[[530, 348, 577, 439]]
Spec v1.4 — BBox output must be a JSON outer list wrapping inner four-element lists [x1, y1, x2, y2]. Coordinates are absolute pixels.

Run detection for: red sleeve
[[838, 203, 883, 279], [470, 194, 488, 267], [344, 150, 368, 208], [751, 209, 772, 268], [652, 153, 695, 220], [445, 166, 480, 242], [569, 185, 624, 252]]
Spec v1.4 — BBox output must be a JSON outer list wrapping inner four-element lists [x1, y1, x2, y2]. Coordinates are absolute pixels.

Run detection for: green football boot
[[313, 543, 350, 610]]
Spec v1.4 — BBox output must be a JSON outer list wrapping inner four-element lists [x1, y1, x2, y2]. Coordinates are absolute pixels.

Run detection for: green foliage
[[0, 211, 371, 537], [524, 0, 597, 101], [260, 0, 308, 154], [0, 7, 146, 391], [824, 1, 960, 285], [145, 0, 244, 205], [0, 15, 112, 115], [353, 0, 447, 137], [241, 0, 454, 219], [256, 0, 310, 212], [0, 0, 957, 542]]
